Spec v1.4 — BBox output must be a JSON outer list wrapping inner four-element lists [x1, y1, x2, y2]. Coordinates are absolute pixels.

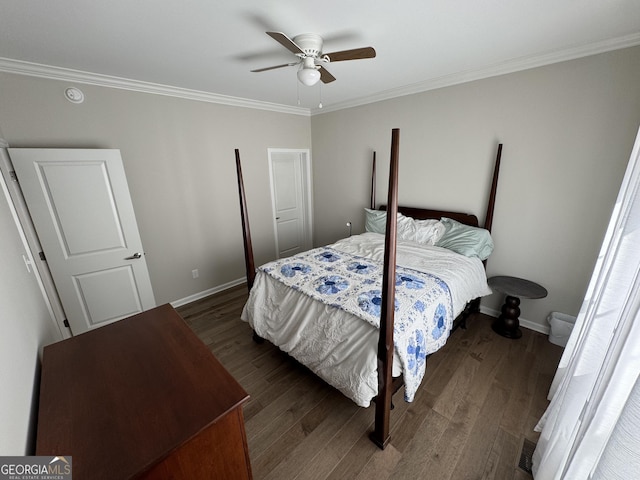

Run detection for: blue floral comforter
[[260, 246, 454, 402]]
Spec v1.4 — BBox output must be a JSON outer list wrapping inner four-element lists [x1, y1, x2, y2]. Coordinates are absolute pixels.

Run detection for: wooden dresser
[[36, 304, 252, 479]]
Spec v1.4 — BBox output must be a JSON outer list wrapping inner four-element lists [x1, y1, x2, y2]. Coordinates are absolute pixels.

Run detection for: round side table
[[489, 276, 547, 339]]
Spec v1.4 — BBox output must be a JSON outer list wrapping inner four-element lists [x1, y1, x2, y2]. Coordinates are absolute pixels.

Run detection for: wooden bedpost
[[370, 129, 400, 449], [483, 143, 502, 232], [370, 151, 377, 209], [464, 143, 502, 321], [235, 149, 263, 344], [235, 149, 256, 290]]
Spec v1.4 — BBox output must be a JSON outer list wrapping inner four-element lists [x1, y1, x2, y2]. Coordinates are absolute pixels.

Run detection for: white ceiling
[[1, 0, 639, 113]]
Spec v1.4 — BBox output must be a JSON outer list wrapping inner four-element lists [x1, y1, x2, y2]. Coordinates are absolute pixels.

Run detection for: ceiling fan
[[251, 31, 376, 86]]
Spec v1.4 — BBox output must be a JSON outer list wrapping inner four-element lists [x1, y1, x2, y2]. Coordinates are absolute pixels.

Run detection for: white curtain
[[533, 127, 640, 480]]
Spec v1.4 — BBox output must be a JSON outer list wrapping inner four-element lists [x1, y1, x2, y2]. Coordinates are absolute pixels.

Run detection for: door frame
[[0, 145, 69, 338], [267, 148, 314, 258]]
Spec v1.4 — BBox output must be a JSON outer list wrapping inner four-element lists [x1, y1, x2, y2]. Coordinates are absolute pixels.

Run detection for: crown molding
[[2, 32, 638, 117], [312, 33, 640, 115], [0, 57, 311, 116]]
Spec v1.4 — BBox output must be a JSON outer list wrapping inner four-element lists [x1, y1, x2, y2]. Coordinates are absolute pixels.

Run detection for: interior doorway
[[268, 149, 313, 258]]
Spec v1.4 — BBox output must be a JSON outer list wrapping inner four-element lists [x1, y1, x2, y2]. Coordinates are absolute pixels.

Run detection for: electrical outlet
[[192, 269, 199, 279]]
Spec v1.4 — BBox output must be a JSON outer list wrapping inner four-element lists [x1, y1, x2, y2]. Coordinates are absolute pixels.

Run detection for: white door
[[268, 149, 313, 258], [10, 148, 155, 334]]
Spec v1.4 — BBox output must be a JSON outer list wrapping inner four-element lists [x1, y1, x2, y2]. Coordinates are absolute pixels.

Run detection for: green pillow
[[364, 208, 387, 234], [435, 217, 494, 260]]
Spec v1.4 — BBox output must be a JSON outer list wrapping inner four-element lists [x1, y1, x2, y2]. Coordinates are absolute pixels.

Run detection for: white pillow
[[397, 216, 445, 245], [395, 213, 413, 240], [410, 218, 447, 245], [364, 208, 445, 246]]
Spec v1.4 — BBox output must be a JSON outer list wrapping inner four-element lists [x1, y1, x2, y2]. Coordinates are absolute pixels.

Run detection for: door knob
[[125, 252, 142, 260]]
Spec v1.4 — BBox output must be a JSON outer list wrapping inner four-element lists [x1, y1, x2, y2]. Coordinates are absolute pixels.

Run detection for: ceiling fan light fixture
[[254, 31, 376, 88], [297, 67, 321, 86]]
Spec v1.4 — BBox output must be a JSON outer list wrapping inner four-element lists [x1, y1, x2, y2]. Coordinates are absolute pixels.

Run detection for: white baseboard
[[170, 277, 247, 308], [479, 306, 550, 335]]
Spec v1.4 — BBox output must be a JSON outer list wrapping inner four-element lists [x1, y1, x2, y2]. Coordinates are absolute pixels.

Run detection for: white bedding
[[241, 232, 491, 407]]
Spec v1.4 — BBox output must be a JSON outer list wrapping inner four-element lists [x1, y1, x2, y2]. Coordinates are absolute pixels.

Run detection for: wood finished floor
[[177, 285, 563, 480]]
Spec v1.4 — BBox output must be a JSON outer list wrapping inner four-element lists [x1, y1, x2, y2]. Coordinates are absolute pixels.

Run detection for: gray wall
[[0, 72, 311, 455], [0, 74, 312, 305], [310, 46, 640, 330], [0, 175, 60, 454]]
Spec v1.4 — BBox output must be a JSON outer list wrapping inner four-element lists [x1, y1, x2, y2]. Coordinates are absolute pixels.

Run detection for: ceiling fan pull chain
[[318, 82, 323, 109]]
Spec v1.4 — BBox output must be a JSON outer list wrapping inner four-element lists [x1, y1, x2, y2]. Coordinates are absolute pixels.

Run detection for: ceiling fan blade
[[266, 31, 305, 55], [323, 47, 376, 62], [319, 66, 336, 84], [251, 62, 299, 72]]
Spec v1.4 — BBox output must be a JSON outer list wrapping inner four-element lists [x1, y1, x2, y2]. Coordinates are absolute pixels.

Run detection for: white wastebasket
[[547, 312, 577, 347]]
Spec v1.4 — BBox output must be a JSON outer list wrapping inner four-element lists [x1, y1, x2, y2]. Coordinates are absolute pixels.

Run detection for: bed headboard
[[379, 205, 479, 227]]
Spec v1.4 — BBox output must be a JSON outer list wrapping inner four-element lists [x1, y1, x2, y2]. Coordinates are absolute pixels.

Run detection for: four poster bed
[[235, 130, 502, 448]]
